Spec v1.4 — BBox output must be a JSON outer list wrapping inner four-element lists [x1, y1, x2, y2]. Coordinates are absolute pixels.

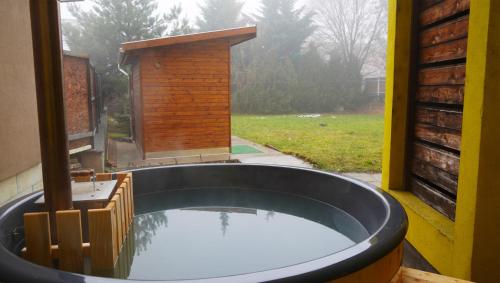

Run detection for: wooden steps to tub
[[391, 267, 472, 283], [22, 173, 134, 273]]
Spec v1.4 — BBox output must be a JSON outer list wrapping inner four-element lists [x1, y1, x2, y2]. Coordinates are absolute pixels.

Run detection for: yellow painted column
[[453, 0, 500, 281], [381, 0, 414, 191]]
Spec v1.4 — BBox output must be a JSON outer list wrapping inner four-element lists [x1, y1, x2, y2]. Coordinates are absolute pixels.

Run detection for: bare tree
[[313, 0, 387, 76]]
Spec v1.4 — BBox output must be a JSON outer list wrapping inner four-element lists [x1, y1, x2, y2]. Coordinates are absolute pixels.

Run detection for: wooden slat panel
[[89, 208, 117, 271], [419, 0, 470, 27], [414, 123, 461, 150], [411, 0, 469, 220], [419, 38, 467, 64], [24, 212, 52, 267], [144, 93, 229, 99], [419, 16, 468, 48], [416, 86, 464, 104], [410, 178, 456, 220], [143, 86, 228, 92], [419, 64, 465, 85], [415, 106, 462, 129], [144, 110, 229, 117], [56, 210, 83, 273], [143, 105, 229, 113], [413, 143, 460, 175], [145, 119, 229, 126], [140, 40, 230, 154], [420, 0, 444, 11], [145, 129, 229, 136], [411, 159, 458, 195]]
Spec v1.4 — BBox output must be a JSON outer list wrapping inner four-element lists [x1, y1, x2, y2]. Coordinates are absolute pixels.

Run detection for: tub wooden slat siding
[[120, 27, 256, 161], [117, 173, 132, 228], [116, 189, 127, 243], [110, 195, 123, 253], [123, 178, 132, 226], [21, 173, 135, 273], [56, 210, 84, 273], [125, 175, 135, 220], [88, 207, 118, 271], [120, 184, 130, 231], [24, 212, 53, 267], [333, 244, 403, 283], [405, 0, 470, 220]]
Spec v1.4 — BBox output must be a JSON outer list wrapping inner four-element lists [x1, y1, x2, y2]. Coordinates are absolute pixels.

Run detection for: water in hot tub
[[102, 188, 369, 280]]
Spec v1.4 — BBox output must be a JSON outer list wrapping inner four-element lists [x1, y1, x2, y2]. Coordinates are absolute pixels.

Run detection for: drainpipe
[[29, 0, 73, 214], [117, 63, 133, 140]]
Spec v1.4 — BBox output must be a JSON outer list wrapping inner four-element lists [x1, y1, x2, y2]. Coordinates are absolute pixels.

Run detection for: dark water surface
[[105, 189, 369, 280]]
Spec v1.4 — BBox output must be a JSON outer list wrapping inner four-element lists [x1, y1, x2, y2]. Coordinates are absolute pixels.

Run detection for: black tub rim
[[0, 164, 408, 283]]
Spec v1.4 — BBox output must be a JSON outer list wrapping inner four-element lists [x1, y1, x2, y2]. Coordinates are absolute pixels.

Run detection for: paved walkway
[[343, 173, 382, 187], [231, 136, 313, 168]]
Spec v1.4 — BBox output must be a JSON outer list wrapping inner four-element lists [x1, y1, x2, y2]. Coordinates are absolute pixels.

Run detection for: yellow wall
[[382, 0, 500, 281], [381, 0, 413, 191], [455, 0, 500, 281]]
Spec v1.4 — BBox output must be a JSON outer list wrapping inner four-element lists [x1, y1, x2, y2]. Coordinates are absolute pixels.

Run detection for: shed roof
[[120, 26, 257, 65], [63, 50, 89, 60]]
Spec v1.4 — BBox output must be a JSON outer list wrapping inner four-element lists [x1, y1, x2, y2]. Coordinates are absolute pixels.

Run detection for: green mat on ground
[[231, 145, 262, 154]]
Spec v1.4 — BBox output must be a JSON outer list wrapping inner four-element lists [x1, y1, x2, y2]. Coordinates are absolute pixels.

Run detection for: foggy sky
[[60, 0, 263, 22]]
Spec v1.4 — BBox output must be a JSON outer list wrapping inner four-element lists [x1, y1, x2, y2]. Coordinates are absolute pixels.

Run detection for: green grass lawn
[[232, 114, 384, 173]]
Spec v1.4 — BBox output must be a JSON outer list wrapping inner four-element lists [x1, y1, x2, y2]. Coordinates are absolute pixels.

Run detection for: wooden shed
[[119, 27, 256, 161]]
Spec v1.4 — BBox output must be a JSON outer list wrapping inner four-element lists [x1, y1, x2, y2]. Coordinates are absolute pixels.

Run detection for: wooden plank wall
[[408, 0, 470, 220], [63, 55, 92, 151], [132, 62, 144, 158], [138, 39, 231, 154]]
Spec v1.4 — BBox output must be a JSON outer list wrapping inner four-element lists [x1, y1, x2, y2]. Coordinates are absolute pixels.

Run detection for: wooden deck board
[[396, 267, 472, 283]]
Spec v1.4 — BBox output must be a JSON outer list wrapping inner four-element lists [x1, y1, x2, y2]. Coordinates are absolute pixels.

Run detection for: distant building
[[63, 52, 105, 171], [362, 77, 385, 98]]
